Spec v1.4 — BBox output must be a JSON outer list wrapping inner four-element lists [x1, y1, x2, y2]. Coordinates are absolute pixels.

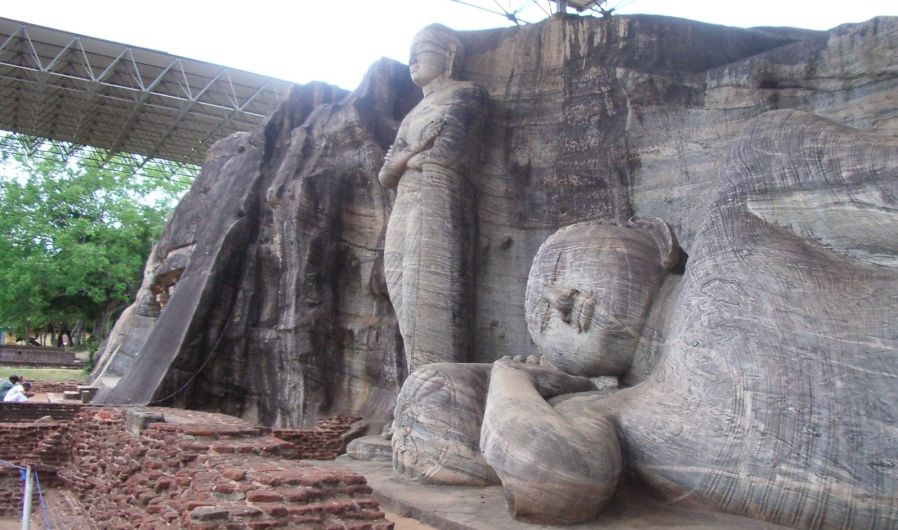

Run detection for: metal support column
[[21, 465, 33, 529]]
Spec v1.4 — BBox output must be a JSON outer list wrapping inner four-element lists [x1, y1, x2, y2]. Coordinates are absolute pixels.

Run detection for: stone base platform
[[330, 457, 791, 530]]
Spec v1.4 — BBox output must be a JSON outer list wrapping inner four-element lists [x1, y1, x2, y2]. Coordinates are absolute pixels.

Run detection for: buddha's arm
[[378, 120, 444, 188], [422, 84, 488, 174], [480, 358, 622, 525], [493, 355, 595, 398]]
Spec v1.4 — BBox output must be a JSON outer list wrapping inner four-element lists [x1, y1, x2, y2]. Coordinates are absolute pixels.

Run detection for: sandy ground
[[385, 510, 437, 530], [337, 457, 793, 530], [0, 487, 94, 530], [0, 519, 40, 529]]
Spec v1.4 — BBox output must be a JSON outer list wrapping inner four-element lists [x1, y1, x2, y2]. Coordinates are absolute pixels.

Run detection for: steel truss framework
[[0, 131, 198, 183], [450, 0, 612, 24], [0, 17, 294, 176]]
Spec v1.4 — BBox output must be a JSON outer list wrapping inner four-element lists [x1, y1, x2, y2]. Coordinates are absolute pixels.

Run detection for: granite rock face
[[97, 10, 897, 467], [616, 108, 898, 529], [95, 62, 420, 427]]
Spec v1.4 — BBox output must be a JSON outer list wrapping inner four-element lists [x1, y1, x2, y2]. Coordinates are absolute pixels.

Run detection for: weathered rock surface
[[97, 11, 897, 458], [393, 362, 499, 485], [346, 435, 392, 462], [384, 15, 898, 530], [634, 108, 897, 527], [614, 109, 898, 528], [380, 25, 490, 374], [95, 61, 419, 427], [396, 108, 898, 528]]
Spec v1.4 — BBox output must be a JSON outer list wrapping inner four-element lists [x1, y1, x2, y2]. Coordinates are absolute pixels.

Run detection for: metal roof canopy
[[551, 1, 610, 13], [0, 17, 294, 167], [450, 1, 611, 26]]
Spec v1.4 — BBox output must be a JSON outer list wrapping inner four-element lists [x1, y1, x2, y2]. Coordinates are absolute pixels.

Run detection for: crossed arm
[[377, 83, 488, 189], [480, 356, 623, 524]]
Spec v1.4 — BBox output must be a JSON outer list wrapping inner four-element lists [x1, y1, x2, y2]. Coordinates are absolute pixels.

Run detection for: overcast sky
[[3, 1, 896, 90]]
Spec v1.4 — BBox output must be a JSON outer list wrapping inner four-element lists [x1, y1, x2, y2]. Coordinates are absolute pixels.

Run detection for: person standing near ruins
[[379, 24, 488, 374]]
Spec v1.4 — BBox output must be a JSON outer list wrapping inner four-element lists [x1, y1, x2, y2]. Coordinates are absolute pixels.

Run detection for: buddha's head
[[409, 24, 463, 88], [525, 219, 683, 377]]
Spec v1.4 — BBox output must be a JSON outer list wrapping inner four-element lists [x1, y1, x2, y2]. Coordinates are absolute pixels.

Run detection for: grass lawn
[[0, 366, 87, 382]]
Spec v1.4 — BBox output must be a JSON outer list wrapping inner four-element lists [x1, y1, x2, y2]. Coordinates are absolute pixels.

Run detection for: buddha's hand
[[493, 355, 596, 399]]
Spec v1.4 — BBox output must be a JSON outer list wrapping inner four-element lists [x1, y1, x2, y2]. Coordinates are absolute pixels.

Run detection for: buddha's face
[[409, 31, 451, 87], [534, 274, 641, 378], [525, 224, 668, 377]]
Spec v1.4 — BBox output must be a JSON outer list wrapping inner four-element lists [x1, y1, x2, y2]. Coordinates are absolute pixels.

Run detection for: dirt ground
[[385, 511, 437, 530], [0, 487, 94, 530]]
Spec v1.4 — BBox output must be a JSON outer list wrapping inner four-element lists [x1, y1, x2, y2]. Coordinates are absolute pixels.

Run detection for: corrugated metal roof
[[0, 17, 294, 166]]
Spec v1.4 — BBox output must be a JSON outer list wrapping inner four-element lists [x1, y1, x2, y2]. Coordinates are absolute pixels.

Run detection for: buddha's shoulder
[[440, 80, 489, 103]]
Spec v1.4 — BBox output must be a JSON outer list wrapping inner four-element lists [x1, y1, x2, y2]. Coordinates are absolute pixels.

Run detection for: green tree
[[0, 138, 192, 345]]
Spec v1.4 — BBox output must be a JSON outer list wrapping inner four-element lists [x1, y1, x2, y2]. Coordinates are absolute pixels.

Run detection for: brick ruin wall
[[0, 345, 78, 366], [0, 421, 68, 514], [271, 415, 362, 460], [0, 380, 80, 396], [0, 402, 389, 529], [0, 402, 83, 421], [27, 380, 80, 394]]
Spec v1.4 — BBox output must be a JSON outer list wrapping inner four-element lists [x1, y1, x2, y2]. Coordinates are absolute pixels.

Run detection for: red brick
[[289, 513, 323, 524], [278, 486, 323, 502], [178, 441, 211, 451], [256, 503, 288, 517], [321, 501, 350, 514], [230, 505, 263, 518], [343, 509, 387, 520], [246, 490, 283, 503], [185, 500, 217, 511], [286, 503, 321, 515], [211, 483, 236, 494], [221, 469, 246, 481], [190, 506, 231, 521]]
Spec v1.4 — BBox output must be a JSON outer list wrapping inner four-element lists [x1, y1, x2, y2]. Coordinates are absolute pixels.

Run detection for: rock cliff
[[95, 14, 898, 432]]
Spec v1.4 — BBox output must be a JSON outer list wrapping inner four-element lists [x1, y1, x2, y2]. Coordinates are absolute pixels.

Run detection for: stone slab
[[346, 435, 392, 462], [327, 457, 790, 530], [124, 408, 164, 437], [78, 386, 98, 403]]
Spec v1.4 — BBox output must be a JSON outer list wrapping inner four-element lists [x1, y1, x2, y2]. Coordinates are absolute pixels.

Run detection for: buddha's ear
[[444, 30, 464, 79], [446, 40, 461, 79], [446, 44, 456, 77], [629, 217, 685, 271]]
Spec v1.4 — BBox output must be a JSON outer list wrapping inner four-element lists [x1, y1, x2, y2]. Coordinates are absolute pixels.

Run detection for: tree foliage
[[0, 138, 192, 344]]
